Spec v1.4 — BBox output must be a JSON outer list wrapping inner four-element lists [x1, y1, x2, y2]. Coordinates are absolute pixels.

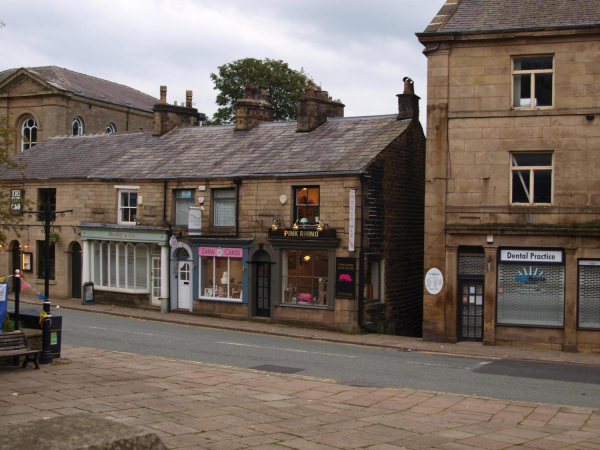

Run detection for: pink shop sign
[[198, 247, 243, 258]]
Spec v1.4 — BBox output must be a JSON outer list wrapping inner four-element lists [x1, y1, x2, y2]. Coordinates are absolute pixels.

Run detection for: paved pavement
[[1, 345, 599, 449], [9, 293, 600, 366]]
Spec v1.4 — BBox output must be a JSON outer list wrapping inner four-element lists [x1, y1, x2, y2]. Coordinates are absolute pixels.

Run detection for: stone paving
[[1, 345, 599, 449], [10, 295, 600, 366]]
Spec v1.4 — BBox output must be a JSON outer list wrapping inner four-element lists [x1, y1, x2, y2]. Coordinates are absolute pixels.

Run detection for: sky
[[1, 0, 442, 125]]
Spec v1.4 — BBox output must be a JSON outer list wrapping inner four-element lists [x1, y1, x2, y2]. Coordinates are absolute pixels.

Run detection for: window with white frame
[[92, 241, 149, 291], [511, 153, 553, 205], [118, 190, 138, 224], [106, 123, 116, 134], [175, 190, 195, 226], [213, 188, 235, 227], [513, 56, 553, 109], [72, 117, 83, 136], [21, 118, 37, 151]]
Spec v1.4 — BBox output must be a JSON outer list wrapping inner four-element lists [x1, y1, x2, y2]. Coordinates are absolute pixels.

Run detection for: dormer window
[[512, 56, 553, 109]]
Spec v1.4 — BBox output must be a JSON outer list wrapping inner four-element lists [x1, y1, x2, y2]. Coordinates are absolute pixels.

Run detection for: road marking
[[217, 341, 356, 358], [89, 326, 174, 338]]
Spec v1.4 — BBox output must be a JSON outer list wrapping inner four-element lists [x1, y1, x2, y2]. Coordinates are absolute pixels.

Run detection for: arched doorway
[[253, 250, 272, 318], [172, 246, 192, 310], [8, 240, 21, 292], [71, 242, 82, 299]]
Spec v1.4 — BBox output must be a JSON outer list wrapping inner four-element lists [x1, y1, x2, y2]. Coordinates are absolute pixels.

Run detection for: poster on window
[[335, 257, 356, 299]]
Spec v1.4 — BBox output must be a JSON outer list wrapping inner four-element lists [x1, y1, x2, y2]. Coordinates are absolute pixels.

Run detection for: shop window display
[[282, 249, 328, 306], [200, 256, 243, 300]]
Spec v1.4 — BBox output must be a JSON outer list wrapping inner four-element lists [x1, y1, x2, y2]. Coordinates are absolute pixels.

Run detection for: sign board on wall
[[10, 189, 23, 211], [198, 247, 243, 258], [425, 268, 444, 295], [188, 207, 202, 236], [499, 249, 563, 264], [335, 257, 356, 299], [348, 190, 356, 252]]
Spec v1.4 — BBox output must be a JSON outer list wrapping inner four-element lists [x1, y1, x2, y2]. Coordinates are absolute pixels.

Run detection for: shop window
[[294, 187, 320, 224], [106, 123, 116, 134], [513, 56, 553, 108], [37, 188, 57, 222], [497, 262, 564, 327], [21, 118, 37, 151], [364, 258, 383, 301], [72, 117, 83, 136], [92, 241, 148, 291], [37, 241, 55, 280], [213, 188, 235, 227], [578, 261, 600, 329], [282, 249, 328, 306], [175, 190, 195, 226], [118, 190, 138, 225], [200, 251, 243, 301], [511, 153, 552, 205]]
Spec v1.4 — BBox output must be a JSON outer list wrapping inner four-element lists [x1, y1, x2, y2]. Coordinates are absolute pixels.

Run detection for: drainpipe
[[358, 174, 375, 333], [163, 179, 171, 312]]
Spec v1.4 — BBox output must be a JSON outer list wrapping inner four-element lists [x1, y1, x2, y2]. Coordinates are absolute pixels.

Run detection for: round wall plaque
[[279, 195, 288, 205], [425, 268, 444, 295]]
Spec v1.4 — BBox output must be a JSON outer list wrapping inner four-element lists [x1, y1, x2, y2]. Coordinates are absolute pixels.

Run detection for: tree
[[209, 58, 316, 124], [0, 115, 27, 245]]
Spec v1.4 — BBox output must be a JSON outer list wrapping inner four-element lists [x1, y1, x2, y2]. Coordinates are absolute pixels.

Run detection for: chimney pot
[[397, 77, 420, 121], [186, 90, 193, 108], [235, 85, 275, 131], [261, 89, 269, 101], [160, 85, 167, 104]]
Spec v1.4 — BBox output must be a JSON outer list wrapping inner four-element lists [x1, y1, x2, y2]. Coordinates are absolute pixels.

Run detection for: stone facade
[[419, 4, 600, 352], [0, 67, 155, 156]]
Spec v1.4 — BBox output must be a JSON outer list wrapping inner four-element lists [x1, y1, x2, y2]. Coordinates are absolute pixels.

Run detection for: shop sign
[[169, 236, 178, 248], [335, 257, 356, 299], [188, 207, 202, 236], [349, 189, 356, 252], [199, 247, 243, 258], [268, 228, 337, 239], [10, 189, 23, 211], [499, 249, 563, 264], [425, 268, 444, 295]]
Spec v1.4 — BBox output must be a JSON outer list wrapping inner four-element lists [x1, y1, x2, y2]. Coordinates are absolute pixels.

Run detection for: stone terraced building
[[418, 0, 600, 352], [0, 82, 425, 335]]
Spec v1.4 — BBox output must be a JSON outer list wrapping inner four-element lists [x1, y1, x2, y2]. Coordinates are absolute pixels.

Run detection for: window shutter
[[93, 242, 101, 284], [126, 244, 135, 290], [135, 244, 148, 290], [109, 243, 117, 287], [118, 243, 126, 288]]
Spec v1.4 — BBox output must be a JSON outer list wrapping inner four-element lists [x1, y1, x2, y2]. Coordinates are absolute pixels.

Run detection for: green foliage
[[209, 58, 316, 125], [0, 115, 29, 246], [2, 315, 15, 333]]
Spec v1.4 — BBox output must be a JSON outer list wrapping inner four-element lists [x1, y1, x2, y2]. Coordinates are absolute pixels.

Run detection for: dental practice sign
[[499, 249, 563, 264]]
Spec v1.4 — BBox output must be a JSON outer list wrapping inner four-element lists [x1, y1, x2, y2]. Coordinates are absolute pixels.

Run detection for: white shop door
[[178, 261, 191, 309]]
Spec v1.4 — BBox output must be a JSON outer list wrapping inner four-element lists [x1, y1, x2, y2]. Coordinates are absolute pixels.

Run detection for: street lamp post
[[25, 202, 72, 364]]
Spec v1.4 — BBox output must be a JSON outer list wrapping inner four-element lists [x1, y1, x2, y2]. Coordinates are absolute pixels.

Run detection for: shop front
[[80, 223, 169, 307], [190, 238, 253, 317]]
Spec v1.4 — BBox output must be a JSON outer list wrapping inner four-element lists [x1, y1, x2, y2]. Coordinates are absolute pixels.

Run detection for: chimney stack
[[153, 87, 202, 136], [297, 87, 344, 132], [234, 84, 275, 131], [397, 77, 420, 121]]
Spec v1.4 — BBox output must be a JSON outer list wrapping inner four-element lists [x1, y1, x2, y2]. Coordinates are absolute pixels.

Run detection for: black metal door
[[71, 242, 82, 299], [256, 262, 271, 317], [459, 280, 484, 341]]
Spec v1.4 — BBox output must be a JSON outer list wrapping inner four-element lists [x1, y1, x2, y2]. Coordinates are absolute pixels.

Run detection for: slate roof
[[0, 116, 411, 181], [0, 66, 157, 112], [423, 0, 600, 33]]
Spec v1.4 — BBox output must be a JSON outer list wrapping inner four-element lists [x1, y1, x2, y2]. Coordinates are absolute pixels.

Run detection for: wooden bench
[[0, 331, 40, 369]]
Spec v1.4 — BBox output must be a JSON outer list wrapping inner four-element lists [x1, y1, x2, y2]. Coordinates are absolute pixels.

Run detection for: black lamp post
[[25, 202, 72, 364]]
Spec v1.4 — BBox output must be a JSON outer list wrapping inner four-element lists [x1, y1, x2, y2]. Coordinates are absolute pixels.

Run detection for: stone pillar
[[160, 244, 169, 301], [564, 248, 578, 353], [444, 245, 458, 343], [82, 240, 91, 283], [483, 247, 497, 346]]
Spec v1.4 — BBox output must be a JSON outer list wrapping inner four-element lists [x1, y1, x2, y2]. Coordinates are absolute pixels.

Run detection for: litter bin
[[9, 308, 63, 358], [160, 298, 169, 313]]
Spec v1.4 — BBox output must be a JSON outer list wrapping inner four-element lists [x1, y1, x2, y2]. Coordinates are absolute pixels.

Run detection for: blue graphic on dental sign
[[515, 267, 546, 292]]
